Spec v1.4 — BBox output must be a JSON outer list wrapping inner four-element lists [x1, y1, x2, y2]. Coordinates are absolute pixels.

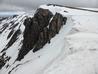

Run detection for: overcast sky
[[0, 0, 98, 11]]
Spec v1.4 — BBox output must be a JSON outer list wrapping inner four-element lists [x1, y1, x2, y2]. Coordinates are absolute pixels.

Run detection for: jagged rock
[[0, 56, 5, 69], [34, 8, 53, 31], [33, 13, 67, 52], [1, 29, 21, 52], [9, 23, 19, 29], [33, 27, 50, 52], [16, 9, 53, 61], [23, 17, 32, 26], [16, 8, 67, 61], [12, 15, 18, 18], [49, 13, 67, 39], [16, 17, 40, 61], [0, 23, 9, 34], [63, 17, 67, 24], [0, 17, 7, 21], [7, 30, 14, 39], [0, 53, 10, 69]]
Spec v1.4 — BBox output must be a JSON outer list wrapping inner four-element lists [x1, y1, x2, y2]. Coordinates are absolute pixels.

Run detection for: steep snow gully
[[0, 4, 98, 74]]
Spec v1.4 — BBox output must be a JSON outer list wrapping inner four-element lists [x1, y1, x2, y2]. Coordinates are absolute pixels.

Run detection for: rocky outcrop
[[0, 23, 9, 34], [0, 53, 10, 69], [16, 8, 67, 61], [1, 29, 21, 52], [34, 8, 53, 32], [16, 8, 53, 61], [33, 27, 50, 52], [49, 13, 67, 39], [33, 13, 67, 52]]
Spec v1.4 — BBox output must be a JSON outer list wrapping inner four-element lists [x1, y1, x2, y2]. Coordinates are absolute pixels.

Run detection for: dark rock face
[[0, 56, 6, 69], [16, 8, 53, 61], [9, 23, 19, 30], [63, 17, 67, 25], [49, 13, 67, 39], [33, 13, 67, 52], [33, 27, 50, 52], [7, 30, 14, 39], [16, 8, 67, 61], [34, 8, 53, 31], [16, 18, 40, 61], [0, 17, 8, 21], [1, 29, 21, 52], [0, 23, 9, 34], [0, 53, 10, 69]]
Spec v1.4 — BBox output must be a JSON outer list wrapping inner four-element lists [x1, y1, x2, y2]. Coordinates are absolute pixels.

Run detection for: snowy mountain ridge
[[0, 4, 98, 74]]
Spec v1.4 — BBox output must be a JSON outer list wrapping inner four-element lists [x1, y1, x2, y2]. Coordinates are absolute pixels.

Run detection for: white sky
[[0, 0, 98, 11]]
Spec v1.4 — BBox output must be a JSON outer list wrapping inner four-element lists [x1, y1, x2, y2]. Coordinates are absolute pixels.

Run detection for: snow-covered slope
[[43, 32, 98, 74], [0, 12, 33, 73], [0, 4, 98, 74]]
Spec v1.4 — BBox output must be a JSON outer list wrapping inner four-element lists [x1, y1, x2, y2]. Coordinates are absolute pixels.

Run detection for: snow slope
[[0, 4, 98, 74], [43, 32, 98, 74]]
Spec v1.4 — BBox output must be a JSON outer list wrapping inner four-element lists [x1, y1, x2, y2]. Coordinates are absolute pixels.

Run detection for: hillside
[[0, 4, 98, 74]]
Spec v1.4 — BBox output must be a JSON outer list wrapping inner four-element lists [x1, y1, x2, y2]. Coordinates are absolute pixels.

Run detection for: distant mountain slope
[[0, 12, 33, 69], [0, 4, 98, 74]]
